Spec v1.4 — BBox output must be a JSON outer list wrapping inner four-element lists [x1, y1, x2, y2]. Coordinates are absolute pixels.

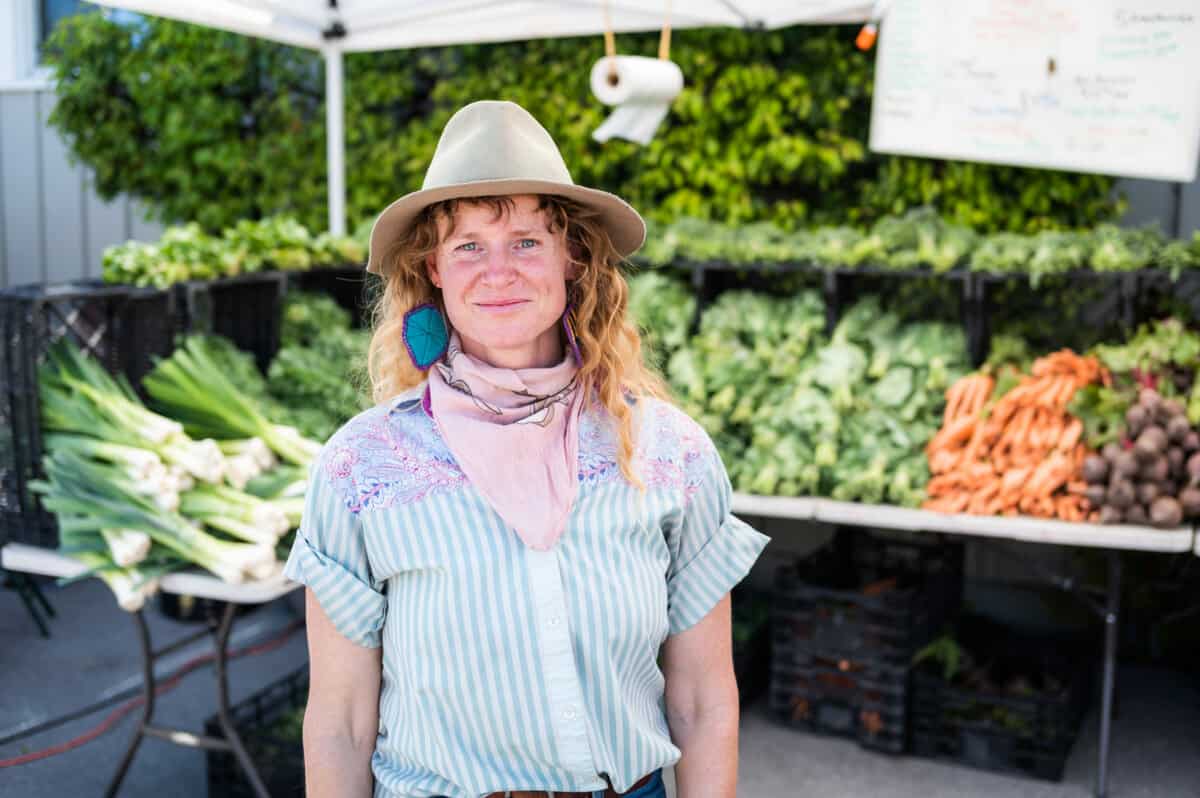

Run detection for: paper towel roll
[[590, 55, 684, 145]]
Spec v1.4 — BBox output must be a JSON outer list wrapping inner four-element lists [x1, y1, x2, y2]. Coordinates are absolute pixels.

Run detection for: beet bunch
[[1082, 388, 1200, 527]]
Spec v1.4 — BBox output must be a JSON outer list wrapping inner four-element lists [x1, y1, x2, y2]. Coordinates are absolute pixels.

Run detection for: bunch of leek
[[57, 545, 161, 612], [218, 437, 277, 489], [39, 341, 226, 484], [179, 482, 299, 546], [33, 449, 278, 587], [244, 463, 308, 501], [144, 337, 321, 467]]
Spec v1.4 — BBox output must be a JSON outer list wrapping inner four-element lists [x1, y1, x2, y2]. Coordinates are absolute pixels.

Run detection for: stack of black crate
[[909, 615, 1093, 781], [768, 527, 964, 753]]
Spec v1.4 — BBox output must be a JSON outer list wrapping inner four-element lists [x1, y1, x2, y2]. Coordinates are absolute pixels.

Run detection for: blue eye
[[456, 242, 476, 252], [519, 239, 538, 248]]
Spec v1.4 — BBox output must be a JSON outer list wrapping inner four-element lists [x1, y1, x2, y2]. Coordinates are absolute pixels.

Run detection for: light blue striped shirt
[[283, 387, 770, 798]]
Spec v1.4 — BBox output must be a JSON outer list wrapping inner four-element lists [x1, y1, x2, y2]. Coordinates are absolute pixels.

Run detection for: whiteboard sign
[[869, 0, 1200, 182]]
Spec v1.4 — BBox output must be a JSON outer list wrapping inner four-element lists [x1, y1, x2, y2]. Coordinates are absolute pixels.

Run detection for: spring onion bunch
[[218, 438, 277, 489], [44, 434, 181, 511], [180, 483, 294, 545], [144, 337, 321, 467], [57, 545, 161, 612], [244, 464, 308, 501], [33, 449, 278, 585], [39, 341, 226, 484]]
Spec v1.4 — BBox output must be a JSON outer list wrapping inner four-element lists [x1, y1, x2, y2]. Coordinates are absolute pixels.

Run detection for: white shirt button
[[563, 708, 577, 720], [549, 616, 561, 627]]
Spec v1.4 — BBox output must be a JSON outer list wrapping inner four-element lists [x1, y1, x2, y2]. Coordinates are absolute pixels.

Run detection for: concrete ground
[[2, 575, 1199, 798]]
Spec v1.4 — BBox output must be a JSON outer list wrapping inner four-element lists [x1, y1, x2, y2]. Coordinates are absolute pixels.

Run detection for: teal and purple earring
[[403, 303, 449, 369]]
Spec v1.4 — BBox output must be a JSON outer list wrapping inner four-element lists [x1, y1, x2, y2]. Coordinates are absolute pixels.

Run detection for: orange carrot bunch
[[923, 350, 1107, 521]]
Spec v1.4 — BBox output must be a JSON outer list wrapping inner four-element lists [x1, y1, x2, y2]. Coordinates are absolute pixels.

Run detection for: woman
[[284, 100, 769, 798]]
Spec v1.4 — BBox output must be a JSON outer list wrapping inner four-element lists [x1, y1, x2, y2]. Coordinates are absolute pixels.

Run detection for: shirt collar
[[387, 383, 427, 416]]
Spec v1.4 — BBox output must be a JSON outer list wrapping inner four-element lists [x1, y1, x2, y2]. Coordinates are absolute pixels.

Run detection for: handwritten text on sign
[[869, 0, 1200, 182]]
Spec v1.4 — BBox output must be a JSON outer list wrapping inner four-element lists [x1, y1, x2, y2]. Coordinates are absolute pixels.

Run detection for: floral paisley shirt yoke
[[283, 387, 770, 798]]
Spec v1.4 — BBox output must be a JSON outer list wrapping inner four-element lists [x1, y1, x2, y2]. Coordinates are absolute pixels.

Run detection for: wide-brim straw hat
[[366, 100, 647, 275]]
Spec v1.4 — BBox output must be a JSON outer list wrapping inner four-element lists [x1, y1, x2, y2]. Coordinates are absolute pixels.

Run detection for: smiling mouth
[[475, 299, 528, 308]]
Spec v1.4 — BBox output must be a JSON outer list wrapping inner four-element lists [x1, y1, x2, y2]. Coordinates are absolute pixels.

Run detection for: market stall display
[[621, 262, 1196, 796], [3, 209, 1198, 798]]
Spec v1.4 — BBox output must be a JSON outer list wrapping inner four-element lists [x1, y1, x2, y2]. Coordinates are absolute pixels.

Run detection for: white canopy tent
[[84, 1, 874, 235]]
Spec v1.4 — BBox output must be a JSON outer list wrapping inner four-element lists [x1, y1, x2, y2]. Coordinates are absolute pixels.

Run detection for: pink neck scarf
[[426, 333, 582, 551]]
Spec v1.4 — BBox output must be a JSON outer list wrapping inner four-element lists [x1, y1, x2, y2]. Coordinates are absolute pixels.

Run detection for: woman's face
[[427, 195, 573, 370]]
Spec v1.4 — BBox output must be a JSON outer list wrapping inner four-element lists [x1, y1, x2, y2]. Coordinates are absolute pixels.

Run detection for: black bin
[[0, 281, 176, 548]]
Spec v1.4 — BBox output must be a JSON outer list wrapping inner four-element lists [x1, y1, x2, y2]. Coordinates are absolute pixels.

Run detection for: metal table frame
[[2, 569, 56, 637], [730, 495, 1196, 798], [1, 542, 300, 798]]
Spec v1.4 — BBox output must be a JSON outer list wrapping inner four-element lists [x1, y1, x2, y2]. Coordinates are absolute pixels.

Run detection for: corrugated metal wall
[[0, 87, 163, 289]]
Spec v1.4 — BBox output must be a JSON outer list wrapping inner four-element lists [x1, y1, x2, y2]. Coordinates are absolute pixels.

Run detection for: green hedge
[[46, 12, 1123, 236]]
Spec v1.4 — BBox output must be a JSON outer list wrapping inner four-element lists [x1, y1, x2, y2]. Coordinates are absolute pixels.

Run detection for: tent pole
[[323, 44, 347, 236]]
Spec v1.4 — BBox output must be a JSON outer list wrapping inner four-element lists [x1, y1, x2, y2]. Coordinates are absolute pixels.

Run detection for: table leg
[[5, 572, 54, 637], [27, 573, 56, 618], [104, 609, 156, 798], [212, 601, 272, 798], [1095, 551, 1122, 798]]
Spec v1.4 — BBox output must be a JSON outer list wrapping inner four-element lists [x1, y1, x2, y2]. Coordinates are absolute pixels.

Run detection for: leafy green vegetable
[[1092, 318, 1200, 376], [102, 216, 363, 288], [649, 284, 968, 506], [1068, 384, 1132, 449], [266, 328, 372, 441], [281, 292, 354, 349], [913, 634, 964, 682], [626, 270, 696, 371]]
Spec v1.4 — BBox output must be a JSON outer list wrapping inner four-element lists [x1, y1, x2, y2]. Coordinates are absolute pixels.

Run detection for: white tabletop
[[731, 493, 1195, 554], [1, 543, 300, 604], [726, 493, 819, 522]]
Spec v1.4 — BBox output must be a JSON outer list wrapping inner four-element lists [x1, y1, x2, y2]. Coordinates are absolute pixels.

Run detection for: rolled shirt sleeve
[[283, 452, 387, 648], [666, 447, 770, 636]]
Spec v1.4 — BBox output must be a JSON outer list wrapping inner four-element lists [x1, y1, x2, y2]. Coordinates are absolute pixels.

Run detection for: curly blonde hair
[[367, 194, 668, 486]]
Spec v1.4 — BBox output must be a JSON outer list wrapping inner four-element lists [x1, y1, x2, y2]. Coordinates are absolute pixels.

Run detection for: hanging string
[[603, 0, 673, 84], [603, 0, 619, 84], [658, 0, 672, 60]]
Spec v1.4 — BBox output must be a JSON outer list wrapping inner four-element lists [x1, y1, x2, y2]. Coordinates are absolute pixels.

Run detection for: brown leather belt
[[485, 771, 653, 798]]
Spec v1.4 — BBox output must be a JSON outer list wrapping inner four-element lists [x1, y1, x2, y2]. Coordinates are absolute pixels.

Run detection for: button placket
[[525, 547, 599, 781]]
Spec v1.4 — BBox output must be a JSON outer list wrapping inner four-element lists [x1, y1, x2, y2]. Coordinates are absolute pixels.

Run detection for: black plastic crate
[[287, 265, 379, 328], [0, 281, 177, 548], [768, 647, 909, 753], [909, 624, 1091, 781], [206, 664, 307, 798], [175, 273, 287, 372], [771, 529, 963, 664]]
